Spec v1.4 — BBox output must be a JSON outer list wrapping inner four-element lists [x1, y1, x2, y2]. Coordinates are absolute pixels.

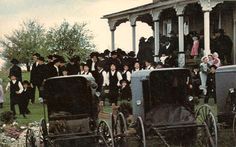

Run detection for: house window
[[163, 20, 172, 37]]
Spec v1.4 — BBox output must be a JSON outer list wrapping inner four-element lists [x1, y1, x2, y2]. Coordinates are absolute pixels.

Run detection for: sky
[[0, 0, 153, 55]]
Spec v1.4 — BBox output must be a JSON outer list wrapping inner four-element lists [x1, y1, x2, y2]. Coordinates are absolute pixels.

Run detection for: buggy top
[[216, 65, 236, 123], [43, 75, 98, 135], [131, 68, 195, 126]]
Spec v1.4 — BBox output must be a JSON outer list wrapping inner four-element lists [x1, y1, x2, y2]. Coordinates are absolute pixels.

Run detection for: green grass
[[0, 71, 44, 125]]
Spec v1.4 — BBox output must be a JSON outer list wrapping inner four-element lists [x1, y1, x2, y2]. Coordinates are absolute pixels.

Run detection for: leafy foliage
[[46, 21, 95, 61], [0, 20, 95, 69], [0, 20, 47, 68]]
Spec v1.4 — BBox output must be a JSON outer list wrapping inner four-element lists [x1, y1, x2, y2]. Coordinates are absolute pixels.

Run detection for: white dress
[[199, 63, 208, 95]]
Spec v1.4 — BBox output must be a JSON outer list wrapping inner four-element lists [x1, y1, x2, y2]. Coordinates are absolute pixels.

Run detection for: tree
[[0, 20, 48, 71], [46, 21, 95, 61]]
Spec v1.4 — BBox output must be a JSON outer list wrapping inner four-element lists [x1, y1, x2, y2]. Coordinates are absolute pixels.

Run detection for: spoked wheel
[[40, 118, 49, 146], [111, 114, 116, 135], [114, 112, 128, 145], [97, 120, 115, 147], [26, 128, 36, 147], [196, 104, 218, 147], [233, 113, 236, 144], [135, 116, 146, 147]]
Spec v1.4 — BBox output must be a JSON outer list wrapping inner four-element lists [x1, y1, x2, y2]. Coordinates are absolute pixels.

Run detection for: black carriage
[[216, 65, 236, 144], [26, 75, 114, 147], [112, 68, 217, 147]]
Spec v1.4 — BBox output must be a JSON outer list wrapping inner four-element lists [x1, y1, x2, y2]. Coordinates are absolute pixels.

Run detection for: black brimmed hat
[[10, 58, 19, 64]]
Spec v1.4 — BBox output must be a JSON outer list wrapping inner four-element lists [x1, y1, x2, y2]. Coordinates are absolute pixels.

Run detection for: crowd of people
[[0, 28, 232, 118]]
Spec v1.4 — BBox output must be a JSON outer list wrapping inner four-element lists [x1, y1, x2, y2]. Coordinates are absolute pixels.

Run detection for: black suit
[[47, 65, 60, 78], [30, 62, 39, 102], [159, 43, 175, 56], [66, 63, 80, 75], [86, 59, 99, 82]]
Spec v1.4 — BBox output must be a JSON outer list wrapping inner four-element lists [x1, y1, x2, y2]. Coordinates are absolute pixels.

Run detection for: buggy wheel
[[26, 128, 36, 147], [40, 118, 48, 146], [114, 112, 128, 145], [233, 113, 236, 143], [98, 120, 115, 147], [136, 116, 146, 147], [196, 104, 218, 147], [115, 112, 128, 135], [111, 113, 116, 135]]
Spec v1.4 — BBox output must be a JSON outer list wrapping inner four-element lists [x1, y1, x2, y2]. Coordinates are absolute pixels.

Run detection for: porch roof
[[102, 0, 198, 20]]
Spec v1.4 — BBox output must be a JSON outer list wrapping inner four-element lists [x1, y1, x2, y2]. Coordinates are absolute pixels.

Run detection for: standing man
[[30, 53, 41, 103], [97, 62, 107, 112], [9, 59, 22, 82], [214, 29, 233, 65]]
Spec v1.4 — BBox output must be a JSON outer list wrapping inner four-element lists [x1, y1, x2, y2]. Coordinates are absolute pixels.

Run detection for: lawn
[[0, 71, 45, 125]]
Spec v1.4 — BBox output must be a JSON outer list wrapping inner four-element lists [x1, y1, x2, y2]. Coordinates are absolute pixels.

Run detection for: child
[[191, 65, 201, 98], [205, 65, 217, 104], [107, 63, 122, 106], [0, 78, 4, 108], [120, 79, 132, 101], [6, 74, 24, 116], [132, 61, 141, 72], [199, 56, 209, 96], [20, 80, 32, 117], [81, 64, 93, 77], [122, 64, 131, 83]]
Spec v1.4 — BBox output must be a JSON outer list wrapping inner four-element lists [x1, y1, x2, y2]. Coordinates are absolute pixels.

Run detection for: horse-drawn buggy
[[112, 68, 217, 147], [216, 65, 236, 145], [26, 75, 114, 147]]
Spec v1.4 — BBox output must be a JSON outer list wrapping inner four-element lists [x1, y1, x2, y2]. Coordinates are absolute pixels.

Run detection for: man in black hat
[[36, 56, 47, 99], [9, 58, 22, 82], [205, 65, 217, 104], [66, 56, 80, 75], [47, 58, 61, 78], [159, 38, 175, 56], [107, 51, 121, 71], [214, 29, 233, 65], [86, 52, 99, 82], [30, 53, 41, 103], [97, 62, 107, 112]]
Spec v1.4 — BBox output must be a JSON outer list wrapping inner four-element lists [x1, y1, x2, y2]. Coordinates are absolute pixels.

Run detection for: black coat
[[37, 64, 48, 85], [86, 59, 98, 72], [47, 65, 59, 78], [159, 44, 175, 56], [66, 63, 80, 75], [120, 86, 132, 101], [30, 62, 39, 85], [9, 65, 22, 81]]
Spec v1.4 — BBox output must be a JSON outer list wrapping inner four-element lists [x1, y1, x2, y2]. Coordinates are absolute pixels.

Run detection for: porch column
[[109, 20, 117, 51], [204, 10, 211, 55], [200, 0, 223, 56], [132, 25, 136, 53], [219, 10, 222, 29], [175, 5, 186, 67], [111, 30, 115, 51], [152, 10, 161, 62], [130, 15, 138, 54]]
